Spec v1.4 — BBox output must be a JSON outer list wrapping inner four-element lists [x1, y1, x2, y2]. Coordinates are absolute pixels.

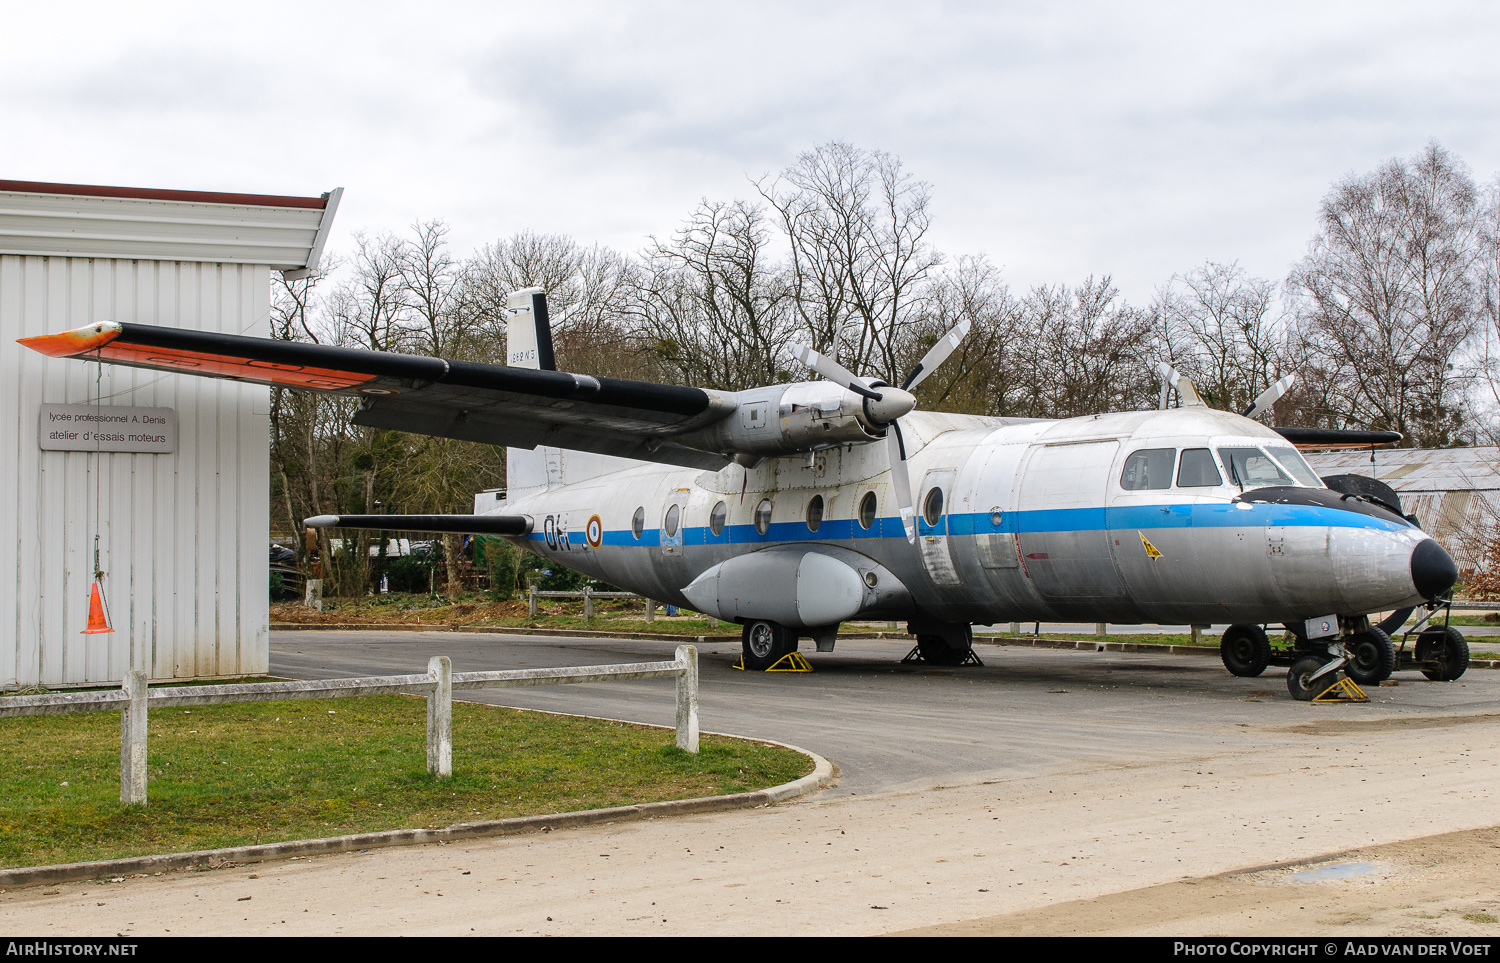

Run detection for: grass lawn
[[0, 694, 811, 870], [271, 595, 738, 636]]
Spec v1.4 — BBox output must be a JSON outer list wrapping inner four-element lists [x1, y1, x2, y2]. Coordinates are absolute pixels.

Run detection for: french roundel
[[585, 514, 603, 548]]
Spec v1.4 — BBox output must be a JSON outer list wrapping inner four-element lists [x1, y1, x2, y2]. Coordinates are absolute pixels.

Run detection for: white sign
[[39, 405, 177, 453]]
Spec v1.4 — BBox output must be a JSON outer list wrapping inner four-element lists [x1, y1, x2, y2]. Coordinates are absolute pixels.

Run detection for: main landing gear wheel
[[1344, 627, 1396, 686], [1287, 656, 1340, 701], [916, 634, 971, 666], [1220, 624, 1272, 678], [742, 620, 796, 671], [1416, 626, 1470, 682]]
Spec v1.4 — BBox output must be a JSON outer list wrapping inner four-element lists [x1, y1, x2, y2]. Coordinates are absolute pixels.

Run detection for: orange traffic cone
[[81, 582, 114, 635]]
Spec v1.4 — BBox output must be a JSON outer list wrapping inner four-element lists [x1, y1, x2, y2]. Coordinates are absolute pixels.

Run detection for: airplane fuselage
[[500, 406, 1440, 630]]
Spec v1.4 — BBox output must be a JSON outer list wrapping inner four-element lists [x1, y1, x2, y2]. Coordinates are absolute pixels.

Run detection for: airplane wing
[[1272, 427, 1403, 450], [20, 321, 738, 470]]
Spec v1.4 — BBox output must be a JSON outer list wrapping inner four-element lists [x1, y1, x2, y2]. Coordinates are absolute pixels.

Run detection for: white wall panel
[[1, 254, 269, 686]]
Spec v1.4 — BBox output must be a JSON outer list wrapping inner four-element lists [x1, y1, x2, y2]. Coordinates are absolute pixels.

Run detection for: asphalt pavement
[[271, 629, 1500, 797]]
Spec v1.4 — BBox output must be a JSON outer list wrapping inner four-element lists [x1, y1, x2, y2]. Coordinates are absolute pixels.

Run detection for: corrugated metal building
[[0, 180, 339, 687], [1305, 446, 1500, 572]]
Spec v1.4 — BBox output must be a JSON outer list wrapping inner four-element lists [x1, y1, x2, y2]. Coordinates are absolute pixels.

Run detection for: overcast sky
[[3, 1, 1498, 304]]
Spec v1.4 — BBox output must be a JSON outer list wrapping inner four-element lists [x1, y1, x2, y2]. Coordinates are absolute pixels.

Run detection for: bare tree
[[632, 198, 796, 390], [1009, 277, 1158, 419], [758, 142, 942, 382], [1289, 143, 1483, 446], [1155, 262, 1288, 413], [397, 220, 462, 358], [458, 231, 641, 376], [899, 255, 1024, 415]]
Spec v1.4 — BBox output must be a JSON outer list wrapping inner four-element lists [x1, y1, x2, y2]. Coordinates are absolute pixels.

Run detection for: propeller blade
[[1242, 374, 1297, 421], [886, 423, 917, 543], [1155, 361, 1204, 407], [902, 318, 972, 391], [788, 343, 882, 401]]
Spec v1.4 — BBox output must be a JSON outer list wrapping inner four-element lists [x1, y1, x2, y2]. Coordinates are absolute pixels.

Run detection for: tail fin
[[502, 289, 642, 498], [506, 287, 556, 371], [505, 288, 553, 499]]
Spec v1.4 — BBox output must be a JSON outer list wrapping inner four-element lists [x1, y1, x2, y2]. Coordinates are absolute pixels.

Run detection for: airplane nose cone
[[1411, 538, 1458, 600]]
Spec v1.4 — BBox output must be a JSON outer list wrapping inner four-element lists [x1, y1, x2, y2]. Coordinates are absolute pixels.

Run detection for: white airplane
[[21, 289, 1466, 699]]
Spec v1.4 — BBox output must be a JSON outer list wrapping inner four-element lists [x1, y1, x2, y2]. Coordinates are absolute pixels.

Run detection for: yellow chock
[[1313, 677, 1369, 703], [767, 652, 813, 672], [731, 653, 813, 672]]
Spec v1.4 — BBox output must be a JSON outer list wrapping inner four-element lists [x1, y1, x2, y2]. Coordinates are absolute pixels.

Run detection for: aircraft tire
[[917, 634, 970, 666], [1220, 624, 1271, 677], [1416, 626, 1469, 682], [1344, 627, 1395, 685], [1287, 656, 1338, 701], [743, 620, 793, 671]]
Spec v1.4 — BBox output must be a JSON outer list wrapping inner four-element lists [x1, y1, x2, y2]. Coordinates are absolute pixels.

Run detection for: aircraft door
[[660, 488, 689, 556], [1016, 441, 1128, 600], [969, 445, 1024, 571], [656, 487, 692, 591], [1106, 447, 1191, 608], [917, 470, 962, 587]]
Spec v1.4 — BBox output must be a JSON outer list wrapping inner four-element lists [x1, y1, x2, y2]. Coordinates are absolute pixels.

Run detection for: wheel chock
[[768, 652, 813, 672], [901, 645, 985, 667], [731, 652, 813, 672], [1313, 677, 1369, 703]]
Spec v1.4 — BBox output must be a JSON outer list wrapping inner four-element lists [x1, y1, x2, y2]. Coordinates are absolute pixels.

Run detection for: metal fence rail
[[528, 586, 675, 621], [0, 646, 699, 805]]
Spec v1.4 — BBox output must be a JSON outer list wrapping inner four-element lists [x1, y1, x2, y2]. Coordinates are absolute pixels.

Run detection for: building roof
[[1304, 446, 1500, 493], [0, 179, 342, 278]]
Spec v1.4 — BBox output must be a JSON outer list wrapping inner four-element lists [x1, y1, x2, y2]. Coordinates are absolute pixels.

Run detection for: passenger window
[[1120, 448, 1175, 490], [922, 488, 944, 525], [663, 503, 680, 537], [858, 491, 877, 530], [806, 494, 824, 532], [1176, 448, 1222, 487], [631, 507, 645, 539], [709, 500, 727, 536], [754, 498, 773, 535]]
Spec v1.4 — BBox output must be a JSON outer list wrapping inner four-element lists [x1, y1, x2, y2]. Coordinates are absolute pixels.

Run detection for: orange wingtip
[[18, 322, 123, 358]]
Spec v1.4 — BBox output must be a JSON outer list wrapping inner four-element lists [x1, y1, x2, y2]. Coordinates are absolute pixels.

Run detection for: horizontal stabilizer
[[304, 514, 532, 535]]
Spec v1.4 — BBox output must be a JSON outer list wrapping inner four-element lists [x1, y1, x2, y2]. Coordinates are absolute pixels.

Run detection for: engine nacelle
[[677, 381, 891, 458]]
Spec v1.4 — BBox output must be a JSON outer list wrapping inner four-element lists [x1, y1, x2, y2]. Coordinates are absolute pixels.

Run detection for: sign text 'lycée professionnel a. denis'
[[38, 405, 176, 453]]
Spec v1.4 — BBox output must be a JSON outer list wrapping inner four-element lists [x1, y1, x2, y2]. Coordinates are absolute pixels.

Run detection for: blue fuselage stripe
[[527, 501, 1406, 548]]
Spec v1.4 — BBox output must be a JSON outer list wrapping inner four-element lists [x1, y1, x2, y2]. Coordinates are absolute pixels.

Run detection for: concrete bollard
[[583, 585, 593, 623], [528, 585, 538, 618], [427, 656, 452, 779], [674, 645, 699, 754], [1095, 623, 1107, 637], [120, 669, 147, 805], [646, 598, 655, 623], [1192, 624, 1205, 646], [1009, 622, 1020, 634], [305, 579, 323, 612]]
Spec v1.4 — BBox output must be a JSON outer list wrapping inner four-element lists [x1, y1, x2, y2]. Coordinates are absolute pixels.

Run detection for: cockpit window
[[1218, 447, 1294, 488], [1120, 448, 1175, 491], [1265, 446, 1323, 488], [1176, 448, 1222, 487]]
